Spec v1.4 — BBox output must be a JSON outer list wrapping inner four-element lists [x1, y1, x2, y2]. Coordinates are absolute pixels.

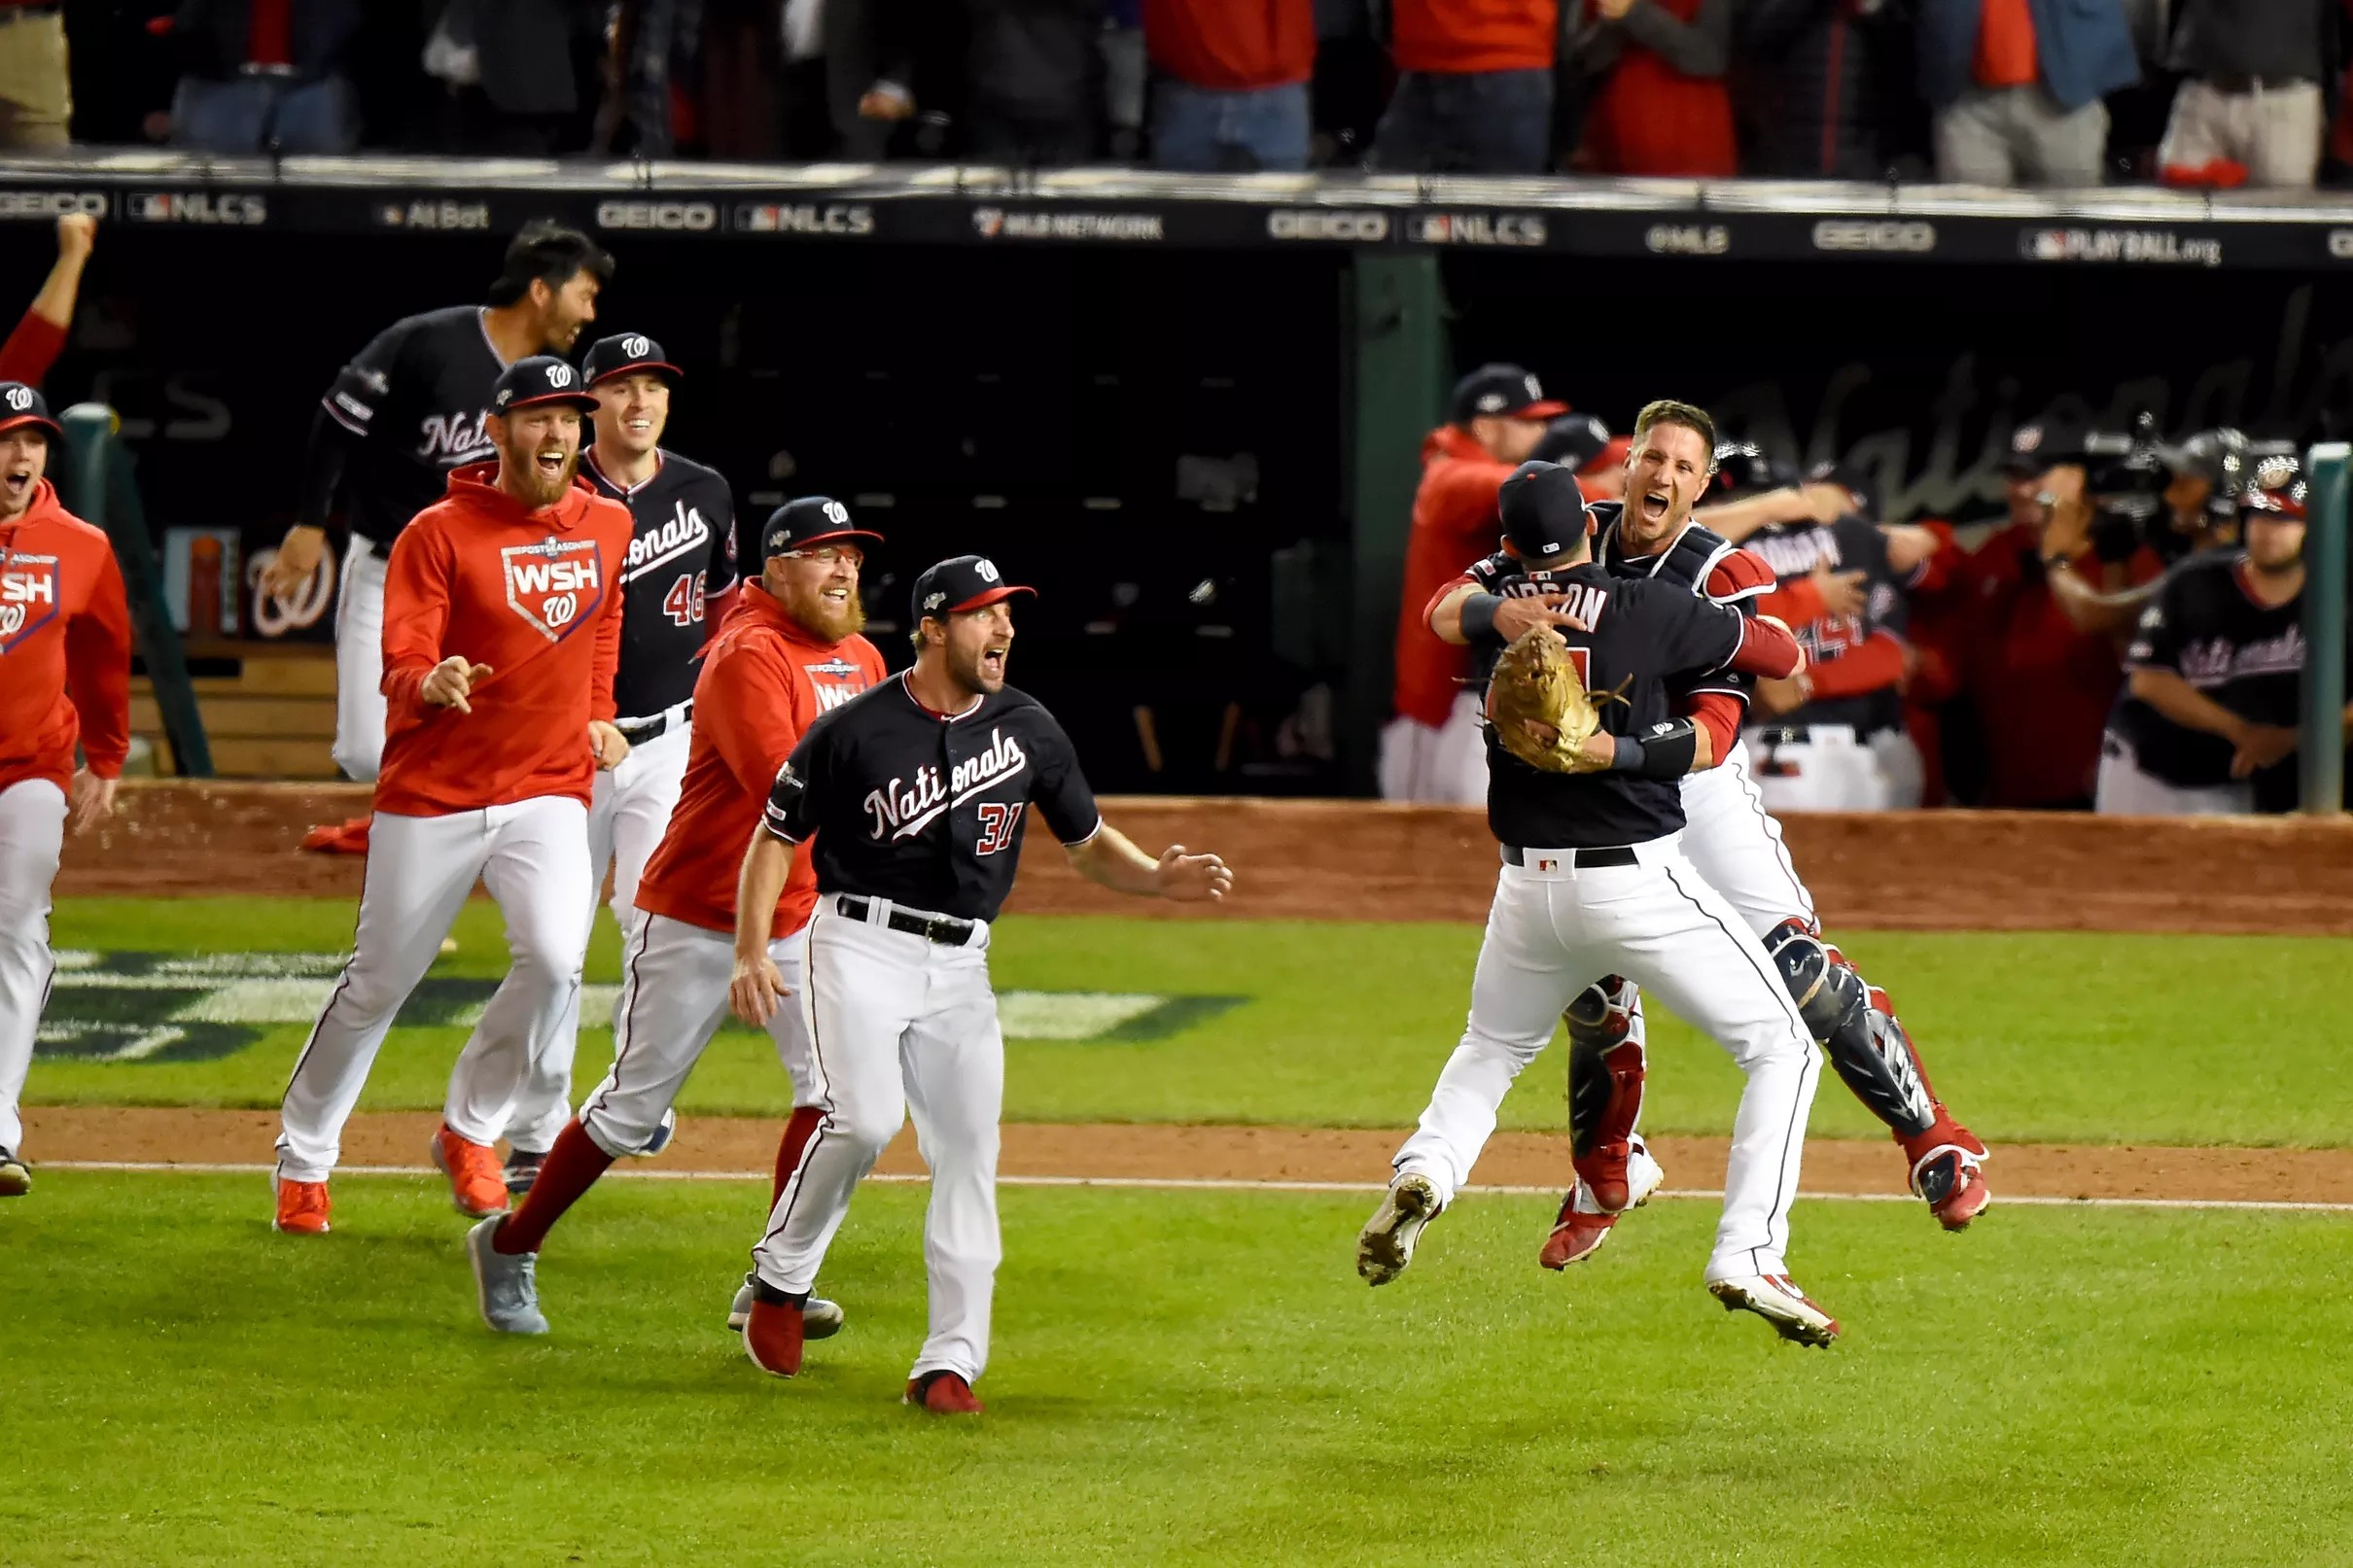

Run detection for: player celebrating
[[264, 222, 613, 851], [464, 498, 887, 1338], [485, 331, 740, 1191], [726, 555, 1235, 1412], [272, 358, 632, 1235], [1539, 402, 1988, 1276], [1356, 458, 1839, 1344], [0, 384, 130, 1198]]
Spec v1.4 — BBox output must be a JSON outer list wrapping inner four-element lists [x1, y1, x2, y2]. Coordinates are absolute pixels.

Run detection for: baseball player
[[486, 331, 740, 1192], [2098, 465, 2335, 816], [0, 384, 131, 1198], [464, 498, 887, 1339], [726, 555, 1234, 1412], [1538, 402, 1988, 1276], [263, 222, 613, 852], [1383, 364, 1570, 806], [1355, 456, 1841, 1345], [272, 357, 632, 1236]]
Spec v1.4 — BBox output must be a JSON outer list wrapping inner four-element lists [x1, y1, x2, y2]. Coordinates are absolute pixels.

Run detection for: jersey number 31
[[975, 802, 1020, 855]]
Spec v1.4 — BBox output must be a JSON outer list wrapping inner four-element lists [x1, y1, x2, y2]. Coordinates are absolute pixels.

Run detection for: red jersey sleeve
[[64, 538, 131, 778], [378, 513, 455, 718], [1756, 577, 1824, 628], [0, 309, 66, 387], [704, 637, 812, 795], [1422, 571, 1480, 631], [1701, 547, 1775, 606], [1686, 689, 1744, 762], [1728, 613, 1803, 679]]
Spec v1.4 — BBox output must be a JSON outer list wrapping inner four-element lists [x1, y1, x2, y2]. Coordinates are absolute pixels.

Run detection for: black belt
[[2206, 73, 2312, 94], [1502, 845, 1638, 869], [616, 702, 690, 746], [835, 895, 977, 946]]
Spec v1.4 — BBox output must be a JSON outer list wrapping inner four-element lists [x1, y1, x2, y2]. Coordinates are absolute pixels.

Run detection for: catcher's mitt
[[1484, 628, 1624, 774]]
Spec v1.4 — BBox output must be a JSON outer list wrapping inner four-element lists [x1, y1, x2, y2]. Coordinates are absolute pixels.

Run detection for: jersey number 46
[[661, 572, 708, 627]]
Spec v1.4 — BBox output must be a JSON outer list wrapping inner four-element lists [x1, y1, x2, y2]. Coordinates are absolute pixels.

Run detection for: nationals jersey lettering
[[2108, 551, 2346, 797], [320, 305, 509, 546], [584, 450, 738, 718], [501, 539, 605, 640], [763, 677, 1100, 923], [1461, 555, 1751, 848], [0, 552, 59, 649]]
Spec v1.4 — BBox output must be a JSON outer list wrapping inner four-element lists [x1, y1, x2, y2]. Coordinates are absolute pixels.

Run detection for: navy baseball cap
[[1496, 461, 1592, 560], [0, 382, 62, 441], [582, 332, 683, 387], [491, 355, 598, 416], [760, 496, 883, 560], [912, 555, 1036, 622], [2003, 417, 2091, 474], [1450, 364, 1568, 425], [1708, 441, 1798, 501], [1531, 412, 1611, 471]]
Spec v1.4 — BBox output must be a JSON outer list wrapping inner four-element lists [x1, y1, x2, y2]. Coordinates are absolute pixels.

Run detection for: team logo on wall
[[502, 538, 603, 641], [0, 551, 61, 652]]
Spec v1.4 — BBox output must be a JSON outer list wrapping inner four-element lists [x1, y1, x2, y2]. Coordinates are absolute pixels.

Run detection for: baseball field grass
[[5, 1170, 2349, 1567], [28, 897, 2353, 1147]]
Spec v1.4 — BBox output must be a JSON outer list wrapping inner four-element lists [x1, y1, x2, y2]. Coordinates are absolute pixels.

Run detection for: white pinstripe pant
[[1393, 829, 1821, 1282]]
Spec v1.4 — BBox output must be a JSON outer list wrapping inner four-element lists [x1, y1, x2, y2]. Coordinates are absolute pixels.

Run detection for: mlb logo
[[1536, 856, 1559, 873], [501, 539, 604, 643], [0, 553, 61, 653]]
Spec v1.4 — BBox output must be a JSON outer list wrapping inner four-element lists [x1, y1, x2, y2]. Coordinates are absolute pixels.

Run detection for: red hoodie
[[373, 461, 632, 818], [0, 479, 131, 795], [636, 584, 889, 938]]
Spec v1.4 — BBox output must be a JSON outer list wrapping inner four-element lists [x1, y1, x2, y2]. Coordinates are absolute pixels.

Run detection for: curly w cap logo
[[502, 538, 603, 643], [621, 334, 650, 358], [4, 386, 31, 412], [0, 554, 61, 652]]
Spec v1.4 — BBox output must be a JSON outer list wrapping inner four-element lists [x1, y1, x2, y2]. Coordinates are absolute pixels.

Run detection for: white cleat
[[1356, 1173, 1441, 1286], [1707, 1272, 1840, 1347]]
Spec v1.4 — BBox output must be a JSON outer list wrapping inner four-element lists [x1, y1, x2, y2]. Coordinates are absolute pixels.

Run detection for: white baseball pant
[[1743, 725, 1924, 814], [488, 714, 694, 1156], [576, 915, 810, 1157], [332, 536, 388, 784], [1393, 835, 1820, 1283], [752, 896, 1003, 1386], [276, 796, 592, 1182], [1376, 690, 1490, 806], [0, 779, 66, 1156], [2093, 735, 2253, 817]]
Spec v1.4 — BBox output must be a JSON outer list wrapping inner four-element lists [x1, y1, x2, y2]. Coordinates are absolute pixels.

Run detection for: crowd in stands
[[1384, 364, 2348, 817], [9, 0, 2351, 187]]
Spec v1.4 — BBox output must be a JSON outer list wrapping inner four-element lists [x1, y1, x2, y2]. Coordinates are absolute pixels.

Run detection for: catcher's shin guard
[[1763, 921, 1937, 1139], [1563, 977, 1647, 1213]]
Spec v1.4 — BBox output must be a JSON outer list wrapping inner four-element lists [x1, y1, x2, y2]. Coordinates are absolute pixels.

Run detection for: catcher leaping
[[1355, 453, 1846, 1346]]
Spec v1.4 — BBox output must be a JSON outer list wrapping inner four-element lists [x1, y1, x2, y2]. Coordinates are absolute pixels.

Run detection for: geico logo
[[1812, 220, 1936, 253], [2331, 229, 2353, 260], [128, 192, 266, 224], [0, 192, 107, 220], [2, 571, 56, 604], [596, 200, 718, 230], [1268, 210, 1390, 242], [511, 559, 600, 595]]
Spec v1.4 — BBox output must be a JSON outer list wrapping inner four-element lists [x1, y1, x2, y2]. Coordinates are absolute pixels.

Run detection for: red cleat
[[1539, 1198, 1620, 1271], [743, 1291, 806, 1377], [430, 1125, 509, 1218], [299, 816, 371, 855], [1903, 1117, 1989, 1231], [904, 1372, 983, 1414], [272, 1174, 332, 1234]]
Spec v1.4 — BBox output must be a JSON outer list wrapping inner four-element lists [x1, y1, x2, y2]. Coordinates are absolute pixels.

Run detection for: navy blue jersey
[[317, 305, 508, 546], [583, 449, 738, 719]]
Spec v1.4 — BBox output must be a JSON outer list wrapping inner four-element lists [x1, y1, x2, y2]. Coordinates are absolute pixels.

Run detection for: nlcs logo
[[501, 540, 603, 642]]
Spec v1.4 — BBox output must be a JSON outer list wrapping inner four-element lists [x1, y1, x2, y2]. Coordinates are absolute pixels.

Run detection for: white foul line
[[30, 1162, 2353, 1214]]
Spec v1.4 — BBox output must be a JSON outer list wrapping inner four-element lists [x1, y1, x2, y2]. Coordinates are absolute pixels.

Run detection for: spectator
[[964, 0, 1106, 162], [1737, 0, 1900, 178], [161, 0, 363, 155], [2157, 0, 2330, 190], [1379, 363, 1566, 804], [0, 215, 94, 389], [1144, 0, 1315, 170], [2096, 474, 2335, 815], [1371, 0, 1557, 173], [423, 0, 607, 155], [1917, 0, 2138, 184], [0, 0, 71, 148], [1566, 0, 1737, 176]]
